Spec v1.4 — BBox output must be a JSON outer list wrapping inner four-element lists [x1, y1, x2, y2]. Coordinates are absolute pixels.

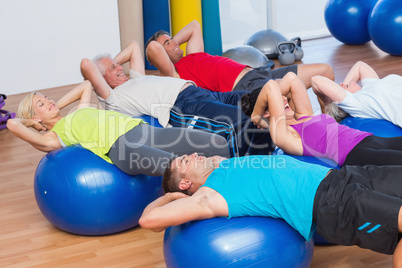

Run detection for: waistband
[[313, 169, 337, 222]]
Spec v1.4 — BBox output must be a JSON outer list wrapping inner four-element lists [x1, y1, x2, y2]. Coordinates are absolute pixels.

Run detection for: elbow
[[128, 40, 139, 49], [139, 213, 165, 232], [6, 119, 17, 132], [80, 58, 92, 74], [145, 41, 159, 62], [190, 20, 201, 29]]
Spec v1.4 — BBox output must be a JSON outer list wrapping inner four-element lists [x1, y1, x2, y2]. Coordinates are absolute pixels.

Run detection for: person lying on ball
[[7, 81, 229, 176], [139, 153, 402, 267], [311, 61, 402, 128], [81, 40, 275, 157], [145, 20, 334, 93], [240, 72, 402, 167]]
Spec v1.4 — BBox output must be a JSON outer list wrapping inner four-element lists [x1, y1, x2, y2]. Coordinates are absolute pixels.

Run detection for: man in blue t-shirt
[[139, 154, 402, 265]]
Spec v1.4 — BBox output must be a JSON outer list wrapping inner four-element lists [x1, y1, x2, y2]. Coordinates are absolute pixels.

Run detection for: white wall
[[2, 0, 329, 96], [275, 0, 330, 40], [1, 0, 120, 96], [220, 0, 330, 51]]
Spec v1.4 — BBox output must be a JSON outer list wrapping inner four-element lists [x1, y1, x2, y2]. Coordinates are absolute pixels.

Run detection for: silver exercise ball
[[245, 29, 288, 59], [222, 45, 273, 68]]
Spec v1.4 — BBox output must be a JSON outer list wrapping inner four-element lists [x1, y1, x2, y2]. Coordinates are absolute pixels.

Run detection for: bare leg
[[393, 206, 402, 267], [297, 63, 335, 88]]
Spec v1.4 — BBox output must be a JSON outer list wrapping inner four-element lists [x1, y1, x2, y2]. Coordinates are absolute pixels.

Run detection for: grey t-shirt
[[97, 69, 194, 127], [336, 75, 402, 128]]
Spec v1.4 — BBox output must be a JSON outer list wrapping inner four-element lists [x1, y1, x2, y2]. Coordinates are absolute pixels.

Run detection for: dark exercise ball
[[244, 29, 288, 59], [222, 45, 274, 68]]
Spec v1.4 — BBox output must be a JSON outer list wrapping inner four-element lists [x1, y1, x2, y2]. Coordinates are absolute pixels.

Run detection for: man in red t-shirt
[[145, 20, 334, 93]]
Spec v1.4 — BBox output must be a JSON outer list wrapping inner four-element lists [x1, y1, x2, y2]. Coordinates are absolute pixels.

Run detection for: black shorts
[[313, 165, 402, 255], [232, 65, 298, 92], [344, 135, 402, 166]]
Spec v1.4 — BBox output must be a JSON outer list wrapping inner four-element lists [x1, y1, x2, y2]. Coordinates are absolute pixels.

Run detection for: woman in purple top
[[241, 72, 402, 166]]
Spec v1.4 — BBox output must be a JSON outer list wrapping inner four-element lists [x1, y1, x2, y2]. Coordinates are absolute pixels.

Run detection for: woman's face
[[262, 96, 294, 120], [282, 96, 295, 120], [31, 93, 60, 121]]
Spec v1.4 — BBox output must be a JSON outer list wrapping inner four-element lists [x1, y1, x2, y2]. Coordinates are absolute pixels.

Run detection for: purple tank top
[[290, 114, 372, 166]]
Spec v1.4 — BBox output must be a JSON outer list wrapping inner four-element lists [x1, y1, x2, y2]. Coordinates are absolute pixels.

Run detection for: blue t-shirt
[[202, 155, 330, 241]]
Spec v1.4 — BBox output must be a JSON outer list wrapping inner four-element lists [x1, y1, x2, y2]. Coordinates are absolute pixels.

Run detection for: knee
[[212, 135, 231, 158], [321, 63, 335, 81]]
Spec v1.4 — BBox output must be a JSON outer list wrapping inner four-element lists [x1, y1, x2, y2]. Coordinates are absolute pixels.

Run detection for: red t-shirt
[[174, 52, 248, 92]]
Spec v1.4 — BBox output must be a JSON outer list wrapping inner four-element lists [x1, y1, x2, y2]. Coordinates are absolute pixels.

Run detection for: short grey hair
[[92, 53, 112, 75], [145, 30, 170, 50], [326, 103, 349, 122]]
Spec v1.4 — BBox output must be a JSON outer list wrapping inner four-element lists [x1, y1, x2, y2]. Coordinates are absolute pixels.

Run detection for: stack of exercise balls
[[325, 0, 402, 56]]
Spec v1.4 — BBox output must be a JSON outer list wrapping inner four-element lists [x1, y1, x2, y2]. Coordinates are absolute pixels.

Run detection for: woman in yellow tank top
[[7, 81, 229, 176]]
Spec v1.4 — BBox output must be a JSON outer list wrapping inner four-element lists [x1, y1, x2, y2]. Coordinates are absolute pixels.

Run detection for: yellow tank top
[[51, 107, 143, 163]]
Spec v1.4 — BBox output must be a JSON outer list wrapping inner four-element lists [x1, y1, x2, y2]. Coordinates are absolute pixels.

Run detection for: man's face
[[101, 57, 128, 88], [172, 153, 213, 183], [156, 34, 184, 63]]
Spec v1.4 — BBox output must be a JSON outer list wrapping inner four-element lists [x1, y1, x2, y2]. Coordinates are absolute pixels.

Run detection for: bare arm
[[276, 72, 314, 118], [311, 75, 348, 105], [56, 80, 93, 110], [81, 58, 112, 100], [251, 80, 303, 155], [146, 40, 178, 77], [173, 20, 204, 54], [343, 61, 379, 86], [114, 40, 145, 75], [7, 118, 62, 152], [139, 188, 228, 232]]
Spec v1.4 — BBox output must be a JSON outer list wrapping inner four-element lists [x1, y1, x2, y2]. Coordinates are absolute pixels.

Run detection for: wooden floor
[[1, 36, 402, 267]]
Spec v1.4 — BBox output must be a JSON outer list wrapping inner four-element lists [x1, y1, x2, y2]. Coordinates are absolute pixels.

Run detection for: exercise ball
[[222, 45, 275, 69], [34, 145, 163, 236], [273, 148, 340, 169], [340, 116, 402, 137], [136, 114, 163, 128], [368, 0, 402, 56], [324, 0, 378, 45], [164, 217, 314, 268], [244, 29, 288, 59], [313, 233, 332, 245]]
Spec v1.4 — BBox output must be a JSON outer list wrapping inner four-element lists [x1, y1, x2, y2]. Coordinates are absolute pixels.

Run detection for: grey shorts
[[313, 165, 402, 255], [232, 65, 298, 92]]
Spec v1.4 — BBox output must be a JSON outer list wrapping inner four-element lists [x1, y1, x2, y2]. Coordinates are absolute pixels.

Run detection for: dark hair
[[240, 88, 263, 116], [162, 157, 190, 195], [145, 30, 170, 50]]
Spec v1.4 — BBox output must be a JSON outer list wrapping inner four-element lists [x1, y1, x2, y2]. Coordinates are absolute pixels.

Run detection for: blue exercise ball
[[273, 148, 340, 169], [324, 0, 378, 45], [340, 116, 402, 137], [368, 0, 402, 56], [34, 145, 163, 235], [137, 114, 163, 128], [313, 233, 332, 245], [164, 217, 314, 268]]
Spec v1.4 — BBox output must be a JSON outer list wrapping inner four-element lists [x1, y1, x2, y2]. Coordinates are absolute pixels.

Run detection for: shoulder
[[193, 187, 228, 217]]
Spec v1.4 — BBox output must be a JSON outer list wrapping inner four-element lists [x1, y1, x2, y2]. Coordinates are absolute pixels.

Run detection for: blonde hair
[[326, 102, 349, 123], [17, 92, 36, 119]]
